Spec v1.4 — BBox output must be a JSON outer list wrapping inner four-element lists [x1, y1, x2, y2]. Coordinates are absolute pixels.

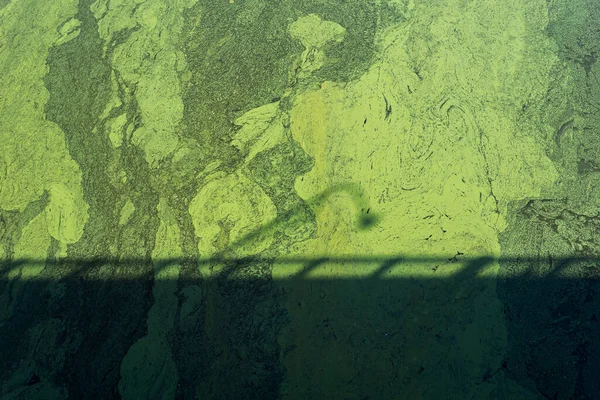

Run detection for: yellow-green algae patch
[[0, 0, 87, 218], [231, 101, 288, 165], [289, 14, 346, 77], [55, 17, 81, 46], [12, 213, 51, 274], [289, 14, 346, 49], [189, 170, 277, 260], [0, 0, 88, 282], [107, 113, 128, 148], [92, 0, 197, 167], [281, 0, 559, 271], [45, 183, 89, 248], [118, 198, 136, 226]]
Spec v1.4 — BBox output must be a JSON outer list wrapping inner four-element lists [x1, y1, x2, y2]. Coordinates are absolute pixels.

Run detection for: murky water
[[1, 0, 600, 398]]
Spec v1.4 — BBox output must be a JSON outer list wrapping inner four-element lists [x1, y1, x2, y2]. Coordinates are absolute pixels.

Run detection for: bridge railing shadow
[[0, 253, 595, 281], [0, 253, 599, 399]]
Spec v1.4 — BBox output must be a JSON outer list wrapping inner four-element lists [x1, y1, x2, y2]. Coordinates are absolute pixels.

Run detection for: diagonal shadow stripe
[[0, 255, 598, 281]]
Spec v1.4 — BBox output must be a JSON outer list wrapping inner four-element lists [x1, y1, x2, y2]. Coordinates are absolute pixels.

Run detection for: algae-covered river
[[1, 0, 600, 398]]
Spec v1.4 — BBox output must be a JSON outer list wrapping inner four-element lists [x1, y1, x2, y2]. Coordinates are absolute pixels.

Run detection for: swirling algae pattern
[[1, 0, 600, 398]]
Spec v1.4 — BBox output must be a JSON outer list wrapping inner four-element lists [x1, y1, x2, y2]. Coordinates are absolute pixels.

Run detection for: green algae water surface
[[1, 0, 600, 398]]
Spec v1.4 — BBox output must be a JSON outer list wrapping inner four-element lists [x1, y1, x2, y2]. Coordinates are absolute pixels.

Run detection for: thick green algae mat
[[1, 0, 600, 398]]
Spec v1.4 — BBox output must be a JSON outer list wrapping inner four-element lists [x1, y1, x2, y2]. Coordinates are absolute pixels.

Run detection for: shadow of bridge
[[0, 253, 599, 399]]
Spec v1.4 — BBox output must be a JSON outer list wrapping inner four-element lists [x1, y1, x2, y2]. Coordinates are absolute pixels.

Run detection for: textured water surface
[[1, 0, 600, 398]]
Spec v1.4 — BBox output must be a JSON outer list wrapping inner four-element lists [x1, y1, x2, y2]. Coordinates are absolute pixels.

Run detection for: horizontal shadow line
[[1, 254, 598, 281]]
